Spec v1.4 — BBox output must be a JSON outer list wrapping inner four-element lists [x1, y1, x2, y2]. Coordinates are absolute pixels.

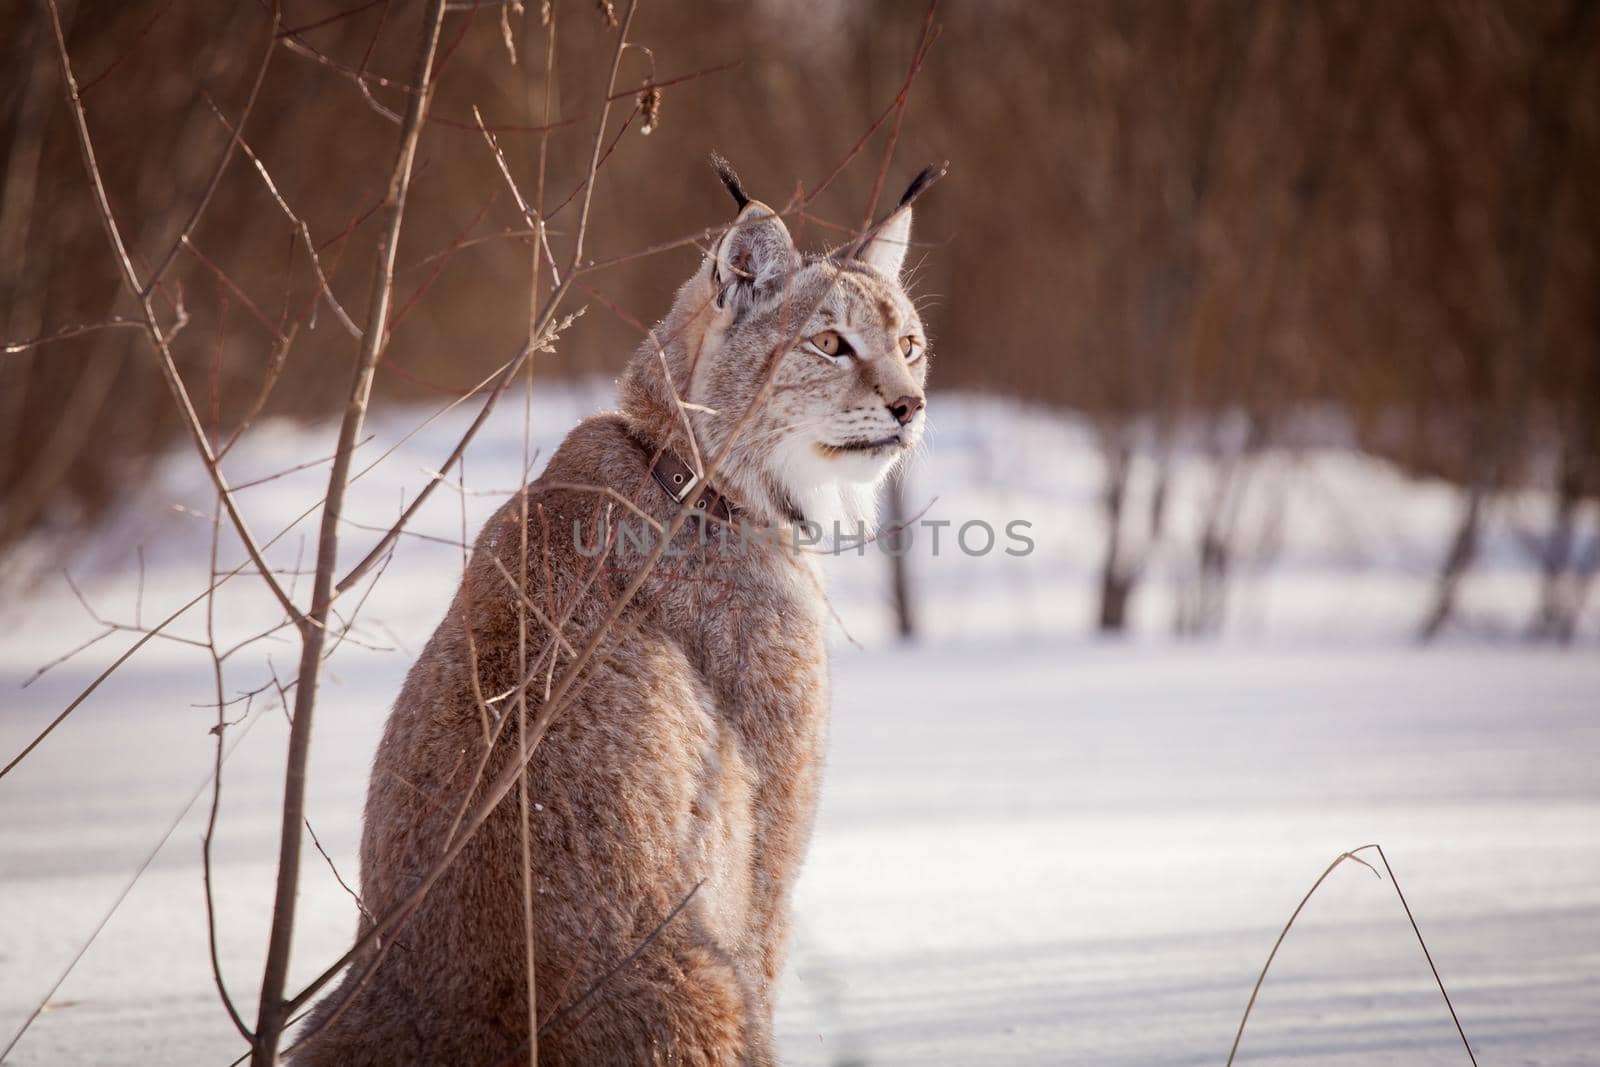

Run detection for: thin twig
[[519, 23, 562, 1056], [490, 554, 580, 657], [861, 1, 940, 230], [250, 2, 450, 1061], [203, 95, 363, 338], [3, 317, 143, 354], [1371, 844, 1479, 1067], [334, 338, 537, 591], [537, 880, 703, 1039], [474, 104, 561, 284], [569, 0, 637, 274], [1, 564, 251, 778], [1227, 843, 1478, 1067], [305, 816, 376, 928], [229, 436, 376, 491], [141, 6, 278, 296], [202, 497, 252, 1039]]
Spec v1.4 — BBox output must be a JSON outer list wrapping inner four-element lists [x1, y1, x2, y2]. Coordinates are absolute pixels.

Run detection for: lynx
[[293, 158, 936, 1065]]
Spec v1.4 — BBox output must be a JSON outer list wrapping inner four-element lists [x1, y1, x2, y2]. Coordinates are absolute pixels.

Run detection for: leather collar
[[632, 432, 739, 525]]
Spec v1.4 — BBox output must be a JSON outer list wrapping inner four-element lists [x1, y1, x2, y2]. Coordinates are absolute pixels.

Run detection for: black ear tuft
[[710, 152, 750, 211], [898, 161, 949, 210]]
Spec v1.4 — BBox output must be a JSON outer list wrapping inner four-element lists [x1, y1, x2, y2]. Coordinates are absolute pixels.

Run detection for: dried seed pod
[[639, 86, 662, 136]]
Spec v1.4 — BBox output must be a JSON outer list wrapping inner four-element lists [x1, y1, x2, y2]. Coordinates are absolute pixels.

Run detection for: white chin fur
[[769, 435, 896, 534]]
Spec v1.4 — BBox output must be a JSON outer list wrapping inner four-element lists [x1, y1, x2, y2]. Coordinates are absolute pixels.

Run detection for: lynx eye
[[809, 330, 846, 357], [900, 335, 922, 360]]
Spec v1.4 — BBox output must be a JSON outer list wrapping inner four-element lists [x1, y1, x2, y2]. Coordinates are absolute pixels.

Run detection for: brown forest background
[[2, 0, 1597, 637]]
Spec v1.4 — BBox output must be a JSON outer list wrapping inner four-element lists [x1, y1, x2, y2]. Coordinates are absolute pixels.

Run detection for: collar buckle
[[634, 432, 738, 525]]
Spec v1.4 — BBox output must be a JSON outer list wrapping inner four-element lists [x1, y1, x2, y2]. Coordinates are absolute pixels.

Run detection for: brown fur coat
[[293, 173, 929, 1065]]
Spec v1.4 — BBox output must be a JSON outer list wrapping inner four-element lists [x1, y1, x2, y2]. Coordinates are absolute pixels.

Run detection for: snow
[[1, 385, 1596, 1064]]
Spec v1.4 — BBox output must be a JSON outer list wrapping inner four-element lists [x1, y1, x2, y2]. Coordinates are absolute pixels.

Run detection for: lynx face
[[675, 178, 932, 529]]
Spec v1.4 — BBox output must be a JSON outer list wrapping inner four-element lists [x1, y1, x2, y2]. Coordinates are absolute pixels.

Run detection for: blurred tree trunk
[[1094, 424, 1148, 632], [1094, 429, 1132, 632], [883, 468, 917, 640], [1178, 413, 1273, 636], [1419, 455, 1491, 641], [1528, 447, 1589, 642], [1529, 301, 1600, 641]]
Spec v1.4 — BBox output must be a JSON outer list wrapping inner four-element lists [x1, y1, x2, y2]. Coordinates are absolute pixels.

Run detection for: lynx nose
[[888, 394, 925, 426]]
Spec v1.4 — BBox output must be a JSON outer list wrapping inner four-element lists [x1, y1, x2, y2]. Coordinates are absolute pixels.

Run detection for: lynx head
[[621, 157, 941, 531]]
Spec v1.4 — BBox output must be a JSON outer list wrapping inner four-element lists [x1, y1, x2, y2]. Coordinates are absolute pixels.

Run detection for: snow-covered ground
[[1, 386, 1596, 1064]]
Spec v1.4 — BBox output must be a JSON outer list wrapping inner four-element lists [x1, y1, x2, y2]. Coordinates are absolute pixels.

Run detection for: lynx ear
[[855, 207, 912, 278], [854, 162, 944, 279], [712, 200, 797, 308]]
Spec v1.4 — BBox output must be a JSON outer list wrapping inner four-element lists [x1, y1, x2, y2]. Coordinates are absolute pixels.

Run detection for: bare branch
[[43, 0, 300, 622], [861, 2, 941, 230], [537, 881, 703, 1040], [569, 0, 638, 273], [251, 2, 451, 1060], [333, 304, 584, 593], [3, 317, 143, 354], [202, 95, 364, 339], [141, 10, 277, 296], [201, 500, 252, 1041]]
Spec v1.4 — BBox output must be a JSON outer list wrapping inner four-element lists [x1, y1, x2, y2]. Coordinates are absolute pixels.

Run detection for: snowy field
[[1, 386, 1596, 1064]]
